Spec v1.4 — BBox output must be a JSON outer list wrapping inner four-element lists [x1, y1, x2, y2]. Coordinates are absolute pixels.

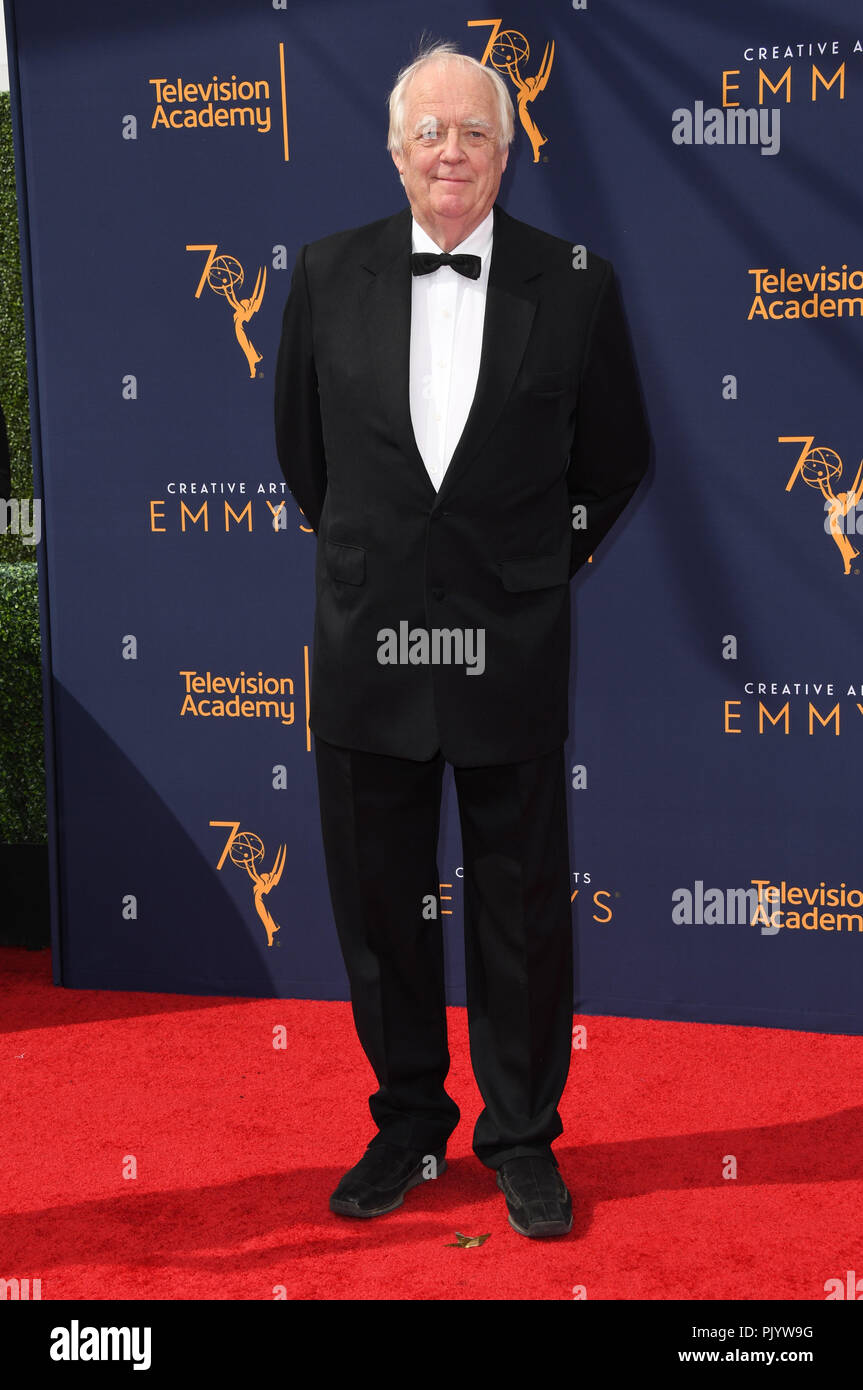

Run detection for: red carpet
[[2, 947, 862, 1300]]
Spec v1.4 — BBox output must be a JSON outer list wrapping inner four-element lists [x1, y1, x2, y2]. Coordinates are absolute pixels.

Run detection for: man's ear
[[391, 147, 404, 179]]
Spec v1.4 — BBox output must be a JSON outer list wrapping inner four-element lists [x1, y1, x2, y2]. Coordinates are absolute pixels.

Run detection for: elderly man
[[275, 41, 649, 1238]]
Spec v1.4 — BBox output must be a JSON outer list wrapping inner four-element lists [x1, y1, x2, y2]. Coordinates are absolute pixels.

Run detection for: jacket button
[[431, 587, 445, 601]]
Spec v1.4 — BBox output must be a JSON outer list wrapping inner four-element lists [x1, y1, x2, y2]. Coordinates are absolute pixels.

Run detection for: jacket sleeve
[[567, 261, 651, 576], [274, 244, 327, 534]]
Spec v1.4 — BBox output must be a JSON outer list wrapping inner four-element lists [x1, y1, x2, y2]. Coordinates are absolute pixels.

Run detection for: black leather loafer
[[329, 1141, 447, 1218], [496, 1156, 573, 1238]]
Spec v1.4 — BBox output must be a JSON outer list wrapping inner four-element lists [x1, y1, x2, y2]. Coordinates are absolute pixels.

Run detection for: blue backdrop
[[9, 0, 863, 1031]]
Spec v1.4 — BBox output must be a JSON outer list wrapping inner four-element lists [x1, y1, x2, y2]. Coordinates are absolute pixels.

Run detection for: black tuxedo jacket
[[274, 203, 650, 766]]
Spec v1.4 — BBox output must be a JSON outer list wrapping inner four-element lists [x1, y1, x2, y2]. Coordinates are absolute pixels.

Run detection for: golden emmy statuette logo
[[187, 244, 267, 377], [469, 17, 554, 162], [211, 821, 287, 947], [782, 435, 863, 575]]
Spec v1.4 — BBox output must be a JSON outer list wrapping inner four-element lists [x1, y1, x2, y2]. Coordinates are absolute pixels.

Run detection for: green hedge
[[0, 561, 45, 842], [0, 89, 33, 564], [0, 89, 45, 844]]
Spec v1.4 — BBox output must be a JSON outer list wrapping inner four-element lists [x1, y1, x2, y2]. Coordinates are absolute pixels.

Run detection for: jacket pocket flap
[[498, 544, 571, 592], [325, 540, 365, 585]]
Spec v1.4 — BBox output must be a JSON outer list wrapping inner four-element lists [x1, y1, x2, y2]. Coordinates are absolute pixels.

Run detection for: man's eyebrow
[[411, 115, 493, 132]]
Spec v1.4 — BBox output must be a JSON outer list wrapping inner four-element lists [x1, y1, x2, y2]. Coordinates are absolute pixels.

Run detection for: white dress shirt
[[408, 208, 493, 492]]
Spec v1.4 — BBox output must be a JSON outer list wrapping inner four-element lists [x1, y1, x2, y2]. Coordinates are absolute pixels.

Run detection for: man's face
[[391, 61, 508, 242]]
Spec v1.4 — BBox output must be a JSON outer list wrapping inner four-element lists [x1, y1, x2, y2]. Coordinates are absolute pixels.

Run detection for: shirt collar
[[411, 207, 494, 264]]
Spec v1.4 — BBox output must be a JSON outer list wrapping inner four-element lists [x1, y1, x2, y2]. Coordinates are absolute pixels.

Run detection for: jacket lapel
[[362, 202, 543, 503], [362, 208, 433, 496], [438, 205, 541, 503]]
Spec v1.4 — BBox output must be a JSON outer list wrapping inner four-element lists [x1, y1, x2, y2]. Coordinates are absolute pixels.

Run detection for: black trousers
[[313, 735, 574, 1169]]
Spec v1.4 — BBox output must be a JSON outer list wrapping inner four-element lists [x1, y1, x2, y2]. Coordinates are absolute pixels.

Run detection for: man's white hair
[[387, 40, 515, 155]]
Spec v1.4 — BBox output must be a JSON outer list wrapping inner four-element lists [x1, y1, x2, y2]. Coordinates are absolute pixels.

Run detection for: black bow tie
[[411, 251, 482, 280]]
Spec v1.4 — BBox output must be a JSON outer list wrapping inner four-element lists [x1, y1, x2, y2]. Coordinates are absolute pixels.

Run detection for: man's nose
[[439, 127, 464, 160]]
